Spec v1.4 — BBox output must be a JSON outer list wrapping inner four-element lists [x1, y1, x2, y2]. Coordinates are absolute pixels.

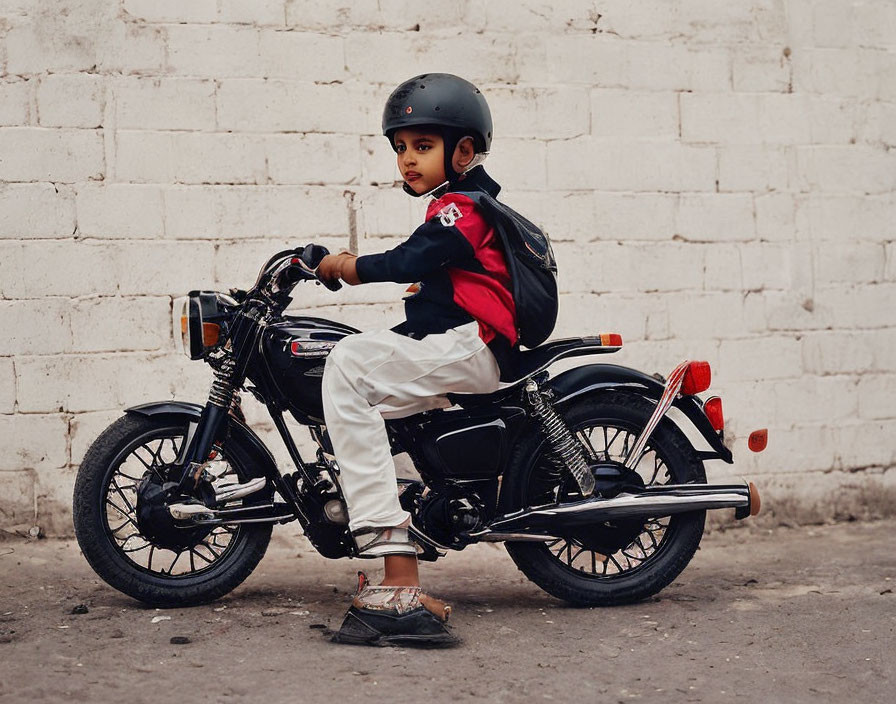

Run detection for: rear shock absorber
[[525, 379, 595, 498]]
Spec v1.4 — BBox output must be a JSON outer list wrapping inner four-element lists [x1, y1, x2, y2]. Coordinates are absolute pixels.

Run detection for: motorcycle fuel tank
[[260, 316, 359, 422]]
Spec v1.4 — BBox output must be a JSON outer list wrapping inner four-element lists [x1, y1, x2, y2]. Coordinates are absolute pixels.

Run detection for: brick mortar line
[[113, 19, 896, 49]]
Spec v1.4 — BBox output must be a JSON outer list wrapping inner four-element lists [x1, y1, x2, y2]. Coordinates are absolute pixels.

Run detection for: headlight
[[173, 292, 233, 359]]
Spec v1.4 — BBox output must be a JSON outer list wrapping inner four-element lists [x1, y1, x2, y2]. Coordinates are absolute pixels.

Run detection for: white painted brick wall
[[1, 414, 69, 471], [37, 74, 105, 128], [0, 127, 104, 182], [112, 77, 216, 131], [1, 0, 894, 535], [0, 183, 75, 238], [0, 79, 30, 125], [0, 357, 15, 413]]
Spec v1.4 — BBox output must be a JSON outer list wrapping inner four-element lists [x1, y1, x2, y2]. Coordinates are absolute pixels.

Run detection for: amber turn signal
[[748, 429, 768, 452], [202, 322, 220, 347]]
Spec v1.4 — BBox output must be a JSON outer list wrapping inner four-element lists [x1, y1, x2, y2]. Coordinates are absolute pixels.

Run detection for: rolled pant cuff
[[348, 509, 411, 536]]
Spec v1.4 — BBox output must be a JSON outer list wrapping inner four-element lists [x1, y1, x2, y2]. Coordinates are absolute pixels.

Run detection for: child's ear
[[452, 137, 476, 172]]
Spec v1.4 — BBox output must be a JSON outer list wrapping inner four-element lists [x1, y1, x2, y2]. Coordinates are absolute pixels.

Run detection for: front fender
[[126, 401, 280, 477], [128, 401, 205, 418], [547, 364, 733, 464]]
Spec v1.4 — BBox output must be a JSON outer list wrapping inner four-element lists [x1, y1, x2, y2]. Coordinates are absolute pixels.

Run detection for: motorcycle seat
[[513, 335, 621, 381], [446, 335, 622, 406]]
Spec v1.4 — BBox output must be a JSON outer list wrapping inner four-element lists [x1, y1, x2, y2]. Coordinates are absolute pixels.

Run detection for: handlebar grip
[[301, 243, 344, 292], [301, 244, 330, 269]]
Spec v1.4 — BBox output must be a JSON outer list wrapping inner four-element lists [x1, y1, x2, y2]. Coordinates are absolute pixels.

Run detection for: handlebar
[[260, 244, 342, 301]]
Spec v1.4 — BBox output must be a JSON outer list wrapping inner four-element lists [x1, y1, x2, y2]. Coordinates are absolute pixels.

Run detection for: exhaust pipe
[[473, 482, 760, 540]]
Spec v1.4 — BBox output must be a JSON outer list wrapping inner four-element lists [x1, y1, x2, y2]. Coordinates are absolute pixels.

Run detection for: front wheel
[[504, 392, 706, 606], [73, 414, 273, 607]]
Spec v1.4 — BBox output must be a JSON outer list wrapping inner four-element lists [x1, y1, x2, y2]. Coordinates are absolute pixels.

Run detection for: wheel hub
[[135, 472, 215, 551], [570, 462, 647, 554]]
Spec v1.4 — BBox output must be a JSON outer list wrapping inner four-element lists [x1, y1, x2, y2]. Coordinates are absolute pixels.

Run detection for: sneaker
[[331, 573, 458, 647]]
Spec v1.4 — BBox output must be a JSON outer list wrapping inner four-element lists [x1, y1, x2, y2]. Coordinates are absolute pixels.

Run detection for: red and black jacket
[[354, 167, 518, 379]]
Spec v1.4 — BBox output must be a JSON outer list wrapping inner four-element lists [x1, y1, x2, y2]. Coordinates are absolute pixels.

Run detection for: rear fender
[[547, 364, 733, 464], [126, 401, 280, 478]]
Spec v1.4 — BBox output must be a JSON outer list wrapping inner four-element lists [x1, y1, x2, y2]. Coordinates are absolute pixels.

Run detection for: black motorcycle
[[73, 245, 764, 608]]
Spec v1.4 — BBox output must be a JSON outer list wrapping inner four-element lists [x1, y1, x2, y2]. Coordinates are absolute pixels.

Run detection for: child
[[316, 73, 521, 646]]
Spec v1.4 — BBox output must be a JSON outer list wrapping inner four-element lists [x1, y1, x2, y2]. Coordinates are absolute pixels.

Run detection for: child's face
[[393, 128, 447, 195]]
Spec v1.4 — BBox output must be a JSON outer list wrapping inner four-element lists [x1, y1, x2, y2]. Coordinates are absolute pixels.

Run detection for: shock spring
[[525, 379, 595, 497], [207, 353, 237, 409]]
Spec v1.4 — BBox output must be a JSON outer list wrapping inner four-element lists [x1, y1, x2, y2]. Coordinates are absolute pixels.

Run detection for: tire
[[73, 414, 273, 607], [504, 392, 706, 607]]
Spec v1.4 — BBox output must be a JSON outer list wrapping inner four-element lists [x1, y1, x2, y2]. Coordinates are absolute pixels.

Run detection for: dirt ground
[[1, 519, 894, 704]]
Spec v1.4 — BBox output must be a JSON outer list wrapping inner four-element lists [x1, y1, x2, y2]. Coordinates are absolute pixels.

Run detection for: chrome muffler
[[473, 482, 760, 541]]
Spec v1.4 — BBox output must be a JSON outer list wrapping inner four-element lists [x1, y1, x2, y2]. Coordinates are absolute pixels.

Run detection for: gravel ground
[[1, 519, 894, 704]]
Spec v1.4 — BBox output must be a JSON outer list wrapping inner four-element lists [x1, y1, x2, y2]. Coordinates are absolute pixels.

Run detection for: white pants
[[322, 322, 501, 533]]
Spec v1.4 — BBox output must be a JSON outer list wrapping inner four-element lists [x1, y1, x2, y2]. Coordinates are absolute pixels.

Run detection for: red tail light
[[681, 361, 711, 395], [748, 429, 768, 452], [704, 396, 724, 431]]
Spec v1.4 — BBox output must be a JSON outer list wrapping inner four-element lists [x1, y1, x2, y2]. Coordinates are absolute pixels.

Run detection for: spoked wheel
[[74, 414, 273, 607], [504, 393, 706, 606], [106, 431, 240, 576]]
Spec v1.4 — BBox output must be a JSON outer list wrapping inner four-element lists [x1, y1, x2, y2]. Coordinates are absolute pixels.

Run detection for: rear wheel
[[73, 414, 273, 607], [504, 393, 706, 606]]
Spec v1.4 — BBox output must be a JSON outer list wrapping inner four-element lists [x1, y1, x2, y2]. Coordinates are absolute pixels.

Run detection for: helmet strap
[[461, 150, 489, 173], [402, 180, 450, 199]]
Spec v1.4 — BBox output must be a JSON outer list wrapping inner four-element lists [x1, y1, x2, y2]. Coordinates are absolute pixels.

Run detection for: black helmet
[[382, 73, 493, 153]]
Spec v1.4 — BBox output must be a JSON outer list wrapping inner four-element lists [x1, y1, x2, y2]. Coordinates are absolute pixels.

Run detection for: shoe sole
[[331, 631, 459, 648], [330, 607, 460, 648]]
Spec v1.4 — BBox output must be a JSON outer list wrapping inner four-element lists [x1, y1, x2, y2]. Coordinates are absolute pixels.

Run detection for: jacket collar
[[419, 166, 502, 201], [448, 165, 501, 198]]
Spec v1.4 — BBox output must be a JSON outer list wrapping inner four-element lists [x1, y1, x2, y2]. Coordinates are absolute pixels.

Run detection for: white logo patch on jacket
[[437, 203, 463, 227]]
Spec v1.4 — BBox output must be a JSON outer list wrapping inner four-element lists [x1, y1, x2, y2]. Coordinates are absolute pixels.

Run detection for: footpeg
[[213, 476, 267, 503]]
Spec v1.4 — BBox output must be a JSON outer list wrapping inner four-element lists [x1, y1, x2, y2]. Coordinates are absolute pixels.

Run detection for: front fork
[[174, 404, 231, 493], [174, 301, 265, 492], [174, 349, 240, 492]]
